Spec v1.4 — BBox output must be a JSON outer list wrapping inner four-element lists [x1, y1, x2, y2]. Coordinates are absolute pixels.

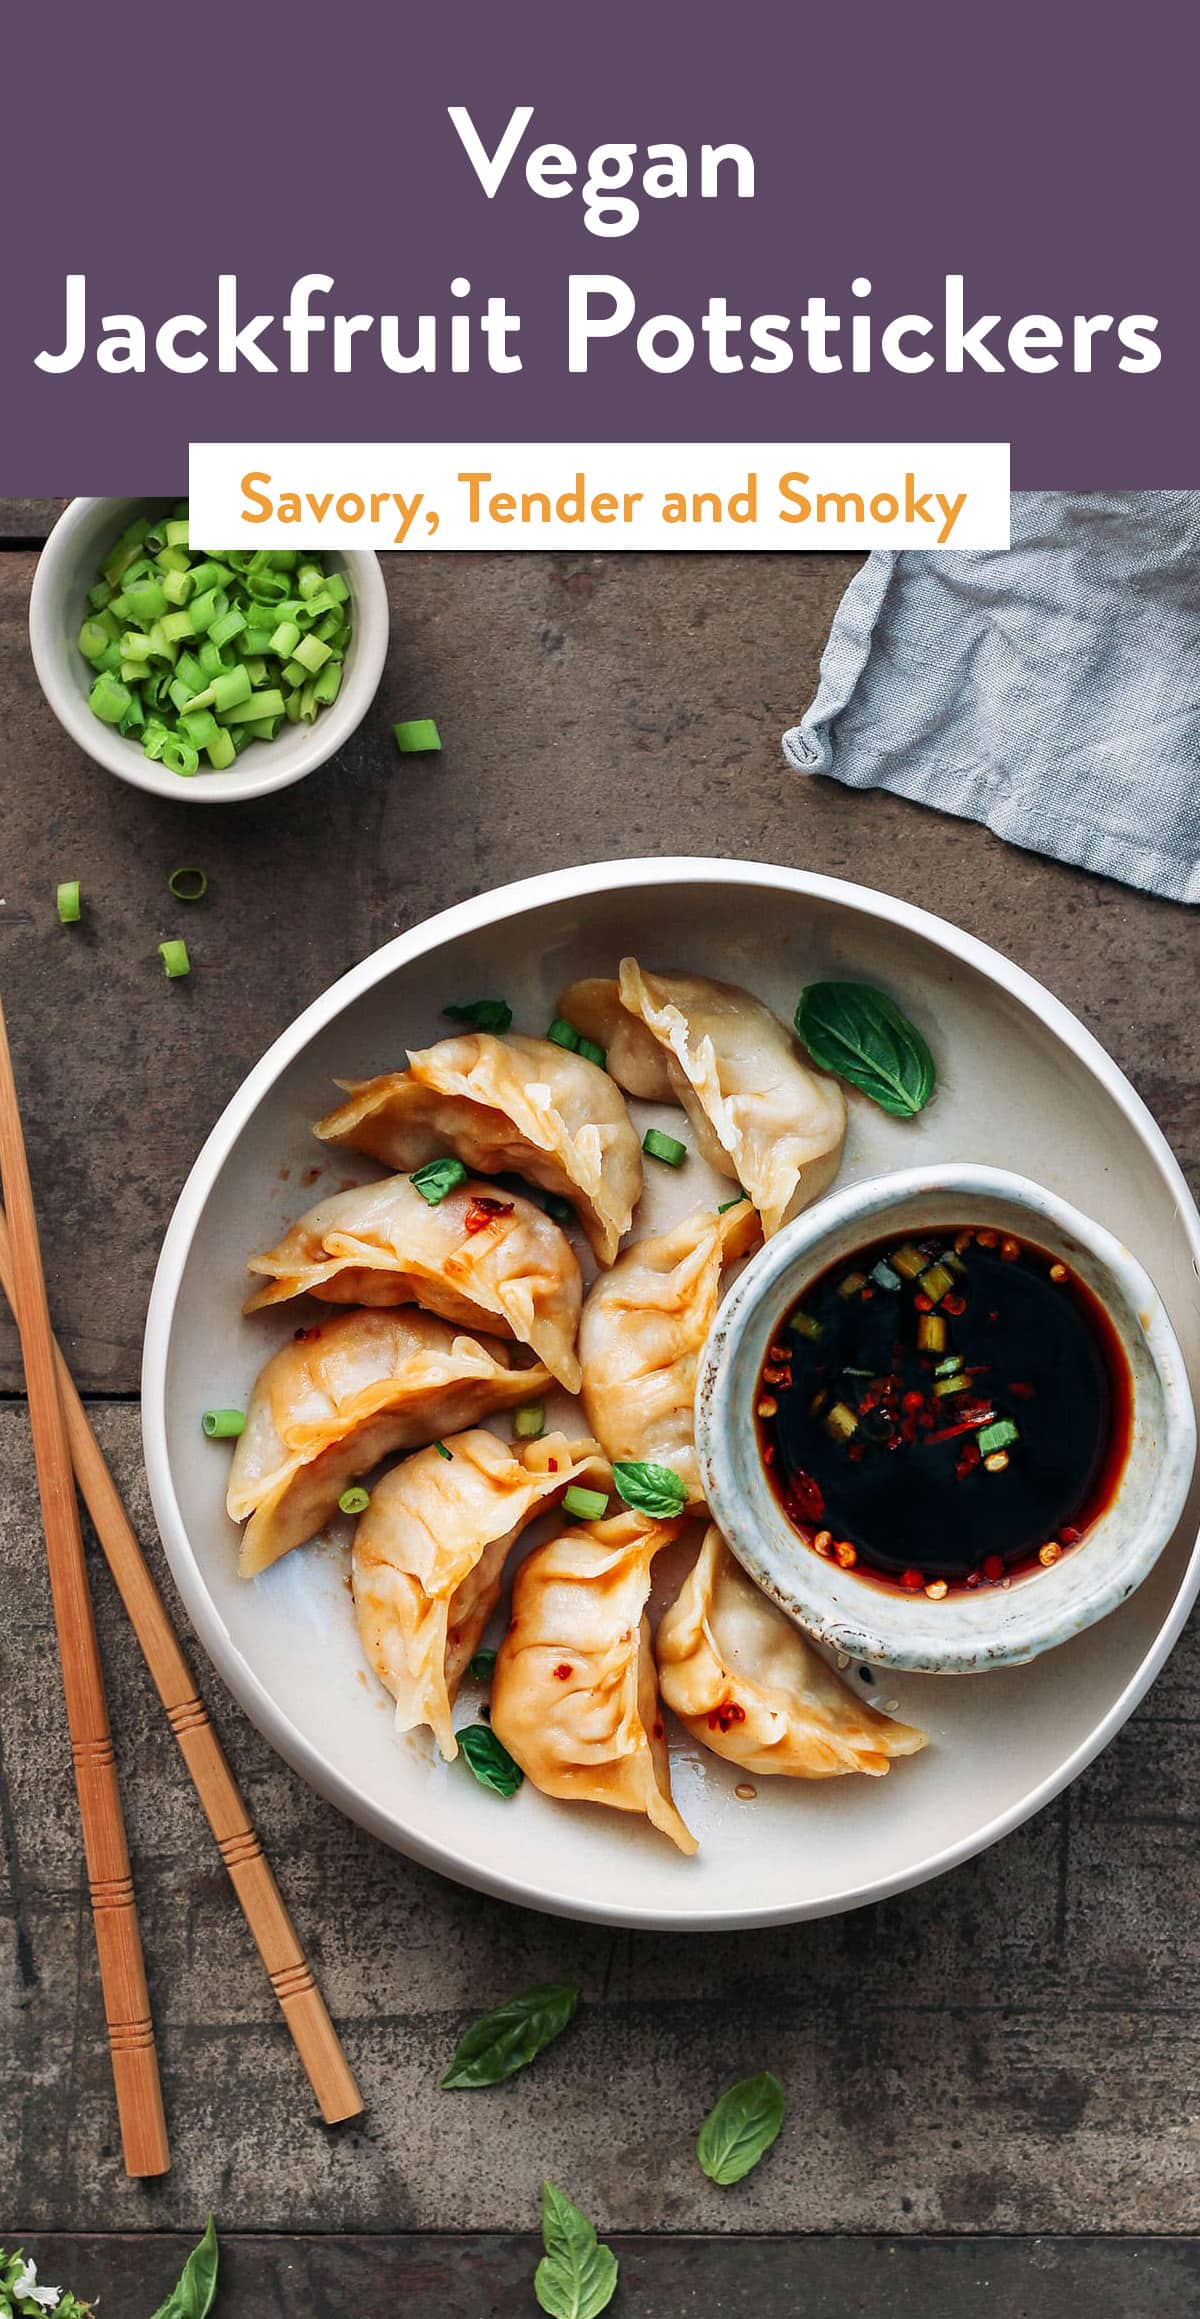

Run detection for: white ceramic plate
[[142, 859, 1200, 1929]]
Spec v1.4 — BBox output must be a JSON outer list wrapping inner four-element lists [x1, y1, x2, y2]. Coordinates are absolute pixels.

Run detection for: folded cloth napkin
[[783, 492, 1200, 905]]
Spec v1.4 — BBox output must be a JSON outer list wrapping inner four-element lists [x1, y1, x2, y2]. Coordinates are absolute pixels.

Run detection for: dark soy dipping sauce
[[757, 1225, 1132, 1597]]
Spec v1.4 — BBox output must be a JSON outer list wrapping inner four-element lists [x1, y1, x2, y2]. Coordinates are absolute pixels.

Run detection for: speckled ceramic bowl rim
[[28, 495, 389, 803], [697, 1163, 1197, 1673], [141, 860, 1200, 1928]]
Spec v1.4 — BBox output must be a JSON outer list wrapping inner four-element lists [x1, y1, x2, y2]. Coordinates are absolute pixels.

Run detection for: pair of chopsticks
[[0, 993, 362, 2176]]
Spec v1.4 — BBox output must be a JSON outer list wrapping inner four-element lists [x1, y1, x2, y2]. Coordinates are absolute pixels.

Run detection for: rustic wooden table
[[2, 505, 1199, 2315]]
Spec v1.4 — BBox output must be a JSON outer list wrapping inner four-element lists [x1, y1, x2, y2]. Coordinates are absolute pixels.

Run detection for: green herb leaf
[[467, 1648, 497, 1683], [457, 1723, 523, 1798], [612, 1460, 688, 1519], [410, 1156, 469, 1205], [149, 2216, 219, 2319], [442, 1982, 579, 2089], [443, 997, 513, 1035], [794, 982, 935, 1118], [697, 2071, 786, 2186], [535, 2183, 619, 2319]]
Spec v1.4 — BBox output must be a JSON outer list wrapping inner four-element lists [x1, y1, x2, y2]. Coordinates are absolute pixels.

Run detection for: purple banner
[[2, 0, 1195, 491]]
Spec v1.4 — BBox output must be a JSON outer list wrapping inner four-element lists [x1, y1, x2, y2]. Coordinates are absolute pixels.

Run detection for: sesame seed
[[756, 1395, 778, 1419], [834, 1539, 858, 1568], [924, 1578, 949, 1600], [984, 1450, 1010, 1473], [813, 1529, 833, 1555], [1049, 1262, 1068, 1283], [1039, 1540, 1062, 1566]]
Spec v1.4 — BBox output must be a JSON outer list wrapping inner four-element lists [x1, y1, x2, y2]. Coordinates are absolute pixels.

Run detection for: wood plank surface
[[9, 2233, 1200, 2317]]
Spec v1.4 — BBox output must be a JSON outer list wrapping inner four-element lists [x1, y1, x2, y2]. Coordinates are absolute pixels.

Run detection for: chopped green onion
[[563, 1484, 609, 1521], [202, 1408, 244, 1438], [717, 1193, 747, 1214], [159, 939, 190, 979], [837, 1272, 868, 1298], [411, 1156, 468, 1206], [919, 1262, 955, 1306], [443, 997, 513, 1035], [56, 880, 81, 924], [978, 1419, 1020, 1456], [935, 1354, 964, 1377], [546, 1017, 580, 1051], [434, 1440, 453, 1461], [512, 1402, 545, 1440], [890, 1243, 926, 1280], [871, 1260, 902, 1291], [167, 867, 207, 903], [789, 1310, 823, 1341], [393, 718, 442, 753], [79, 508, 351, 772], [642, 1128, 687, 1167], [934, 1373, 970, 1398], [338, 1486, 371, 1515], [917, 1312, 946, 1354], [823, 1401, 859, 1443], [576, 1037, 607, 1069]]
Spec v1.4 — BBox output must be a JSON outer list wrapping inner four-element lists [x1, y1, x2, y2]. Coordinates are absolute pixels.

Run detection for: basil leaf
[[612, 1460, 687, 1519], [149, 2216, 219, 2319], [444, 997, 513, 1035], [794, 982, 935, 1118], [410, 1155, 469, 1205], [467, 1647, 497, 1683], [457, 1723, 523, 1798], [697, 2071, 785, 2186], [442, 1982, 579, 2088], [535, 2183, 619, 2319]]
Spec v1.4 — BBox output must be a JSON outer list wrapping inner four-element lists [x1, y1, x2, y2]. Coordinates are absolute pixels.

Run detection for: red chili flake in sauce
[[1060, 1524, 1083, 1545], [547, 1458, 559, 1473], [553, 1663, 573, 1680], [1010, 1380, 1036, 1400], [847, 1441, 866, 1463], [901, 1568, 925, 1591], [465, 1196, 514, 1233], [708, 1699, 747, 1732], [902, 1390, 924, 1413], [790, 1469, 825, 1520], [982, 1553, 1006, 1582], [914, 1291, 932, 1313], [942, 1291, 966, 1316]]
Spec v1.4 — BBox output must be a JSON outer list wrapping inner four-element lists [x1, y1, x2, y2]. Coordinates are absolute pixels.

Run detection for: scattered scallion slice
[[919, 1261, 955, 1306], [202, 1408, 245, 1438], [411, 1156, 468, 1206], [917, 1312, 946, 1354], [56, 880, 82, 924], [159, 938, 190, 979], [890, 1244, 926, 1280], [978, 1419, 1019, 1456], [546, 1017, 581, 1051], [563, 1484, 609, 1521], [338, 1486, 371, 1515], [512, 1403, 546, 1440], [789, 1311, 822, 1341], [577, 1037, 606, 1069], [167, 866, 207, 903], [837, 1271, 868, 1299], [934, 1373, 970, 1398], [443, 997, 513, 1034], [823, 1401, 859, 1442], [935, 1354, 964, 1377], [642, 1128, 687, 1168], [434, 1440, 453, 1461], [717, 1193, 747, 1214], [393, 718, 442, 753], [871, 1260, 901, 1291]]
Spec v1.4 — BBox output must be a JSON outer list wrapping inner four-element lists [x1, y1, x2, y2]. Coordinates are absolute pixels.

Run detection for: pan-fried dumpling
[[555, 977, 675, 1101], [315, 1032, 642, 1265], [578, 1200, 761, 1506], [591, 962, 846, 1237], [491, 1510, 696, 1854], [657, 1527, 928, 1777], [352, 1428, 610, 1759], [228, 1309, 550, 1578], [243, 1172, 582, 1390]]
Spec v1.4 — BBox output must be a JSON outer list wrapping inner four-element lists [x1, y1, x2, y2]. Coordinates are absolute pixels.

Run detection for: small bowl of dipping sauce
[[696, 1164, 1196, 1672]]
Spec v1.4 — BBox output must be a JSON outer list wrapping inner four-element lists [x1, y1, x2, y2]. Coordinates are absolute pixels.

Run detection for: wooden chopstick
[[0, 992, 169, 2177], [0, 1202, 363, 2129]]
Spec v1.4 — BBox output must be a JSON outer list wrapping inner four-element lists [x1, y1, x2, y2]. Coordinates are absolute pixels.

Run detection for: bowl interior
[[143, 865, 1200, 1926], [31, 497, 384, 802], [699, 1170, 1195, 1673]]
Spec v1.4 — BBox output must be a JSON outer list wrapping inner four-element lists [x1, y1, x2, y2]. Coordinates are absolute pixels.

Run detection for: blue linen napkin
[[783, 492, 1200, 905]]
